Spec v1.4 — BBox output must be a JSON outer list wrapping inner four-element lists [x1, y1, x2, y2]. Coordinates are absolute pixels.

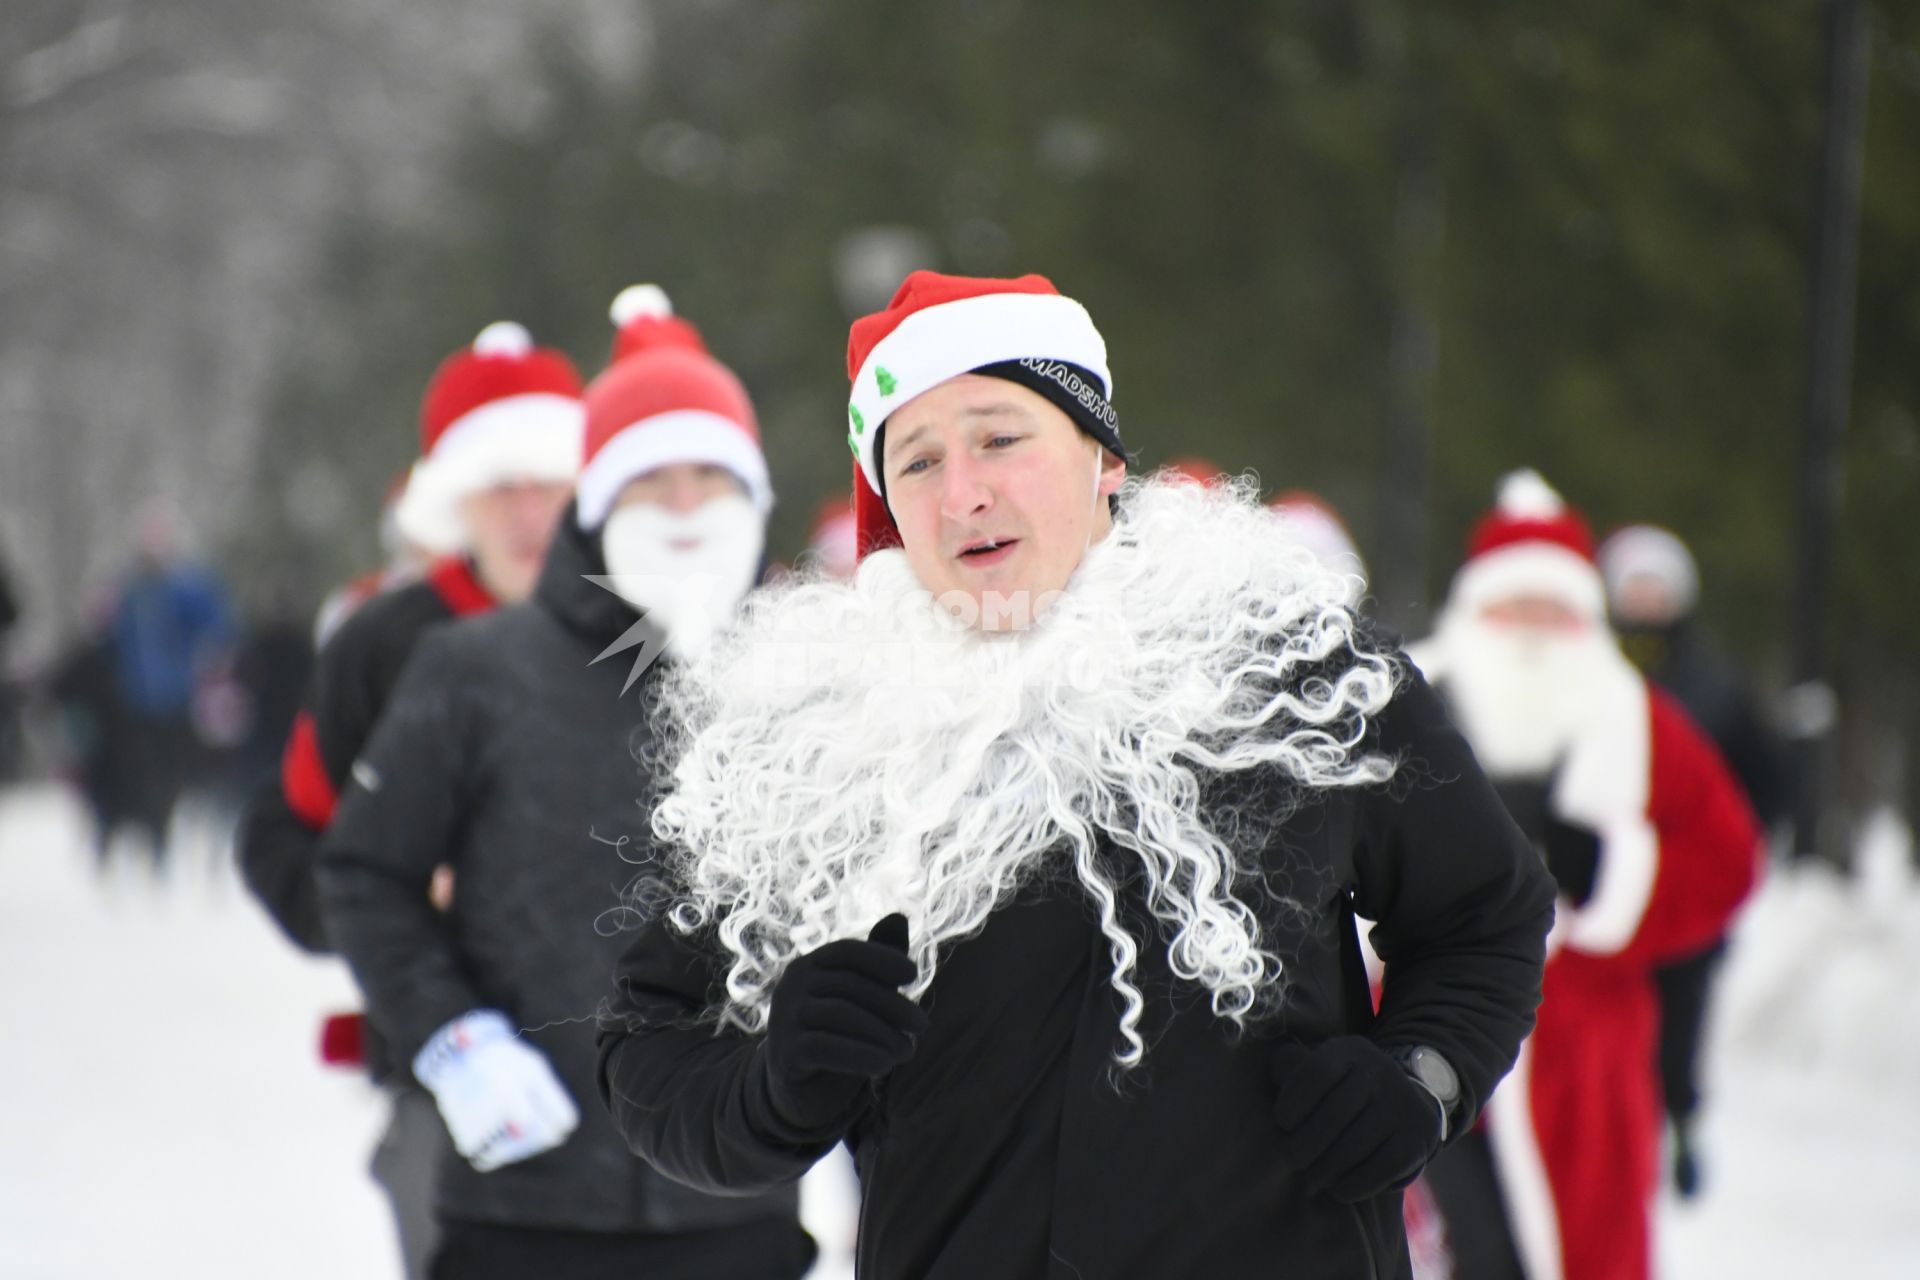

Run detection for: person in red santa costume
[[598, 271, 1559, 1279], [1406, 470, 1763, 1280]]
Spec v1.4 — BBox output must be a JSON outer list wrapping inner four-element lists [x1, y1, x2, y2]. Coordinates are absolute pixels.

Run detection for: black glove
[[1270, 1036, 1445, 1202], [1543, 815, 1601, 906], [756, 914, 927, 1138]]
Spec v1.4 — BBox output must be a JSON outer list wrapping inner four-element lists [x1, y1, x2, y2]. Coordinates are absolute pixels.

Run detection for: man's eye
[[901, 458, 933, 476], [986, 435, 1020, 449]]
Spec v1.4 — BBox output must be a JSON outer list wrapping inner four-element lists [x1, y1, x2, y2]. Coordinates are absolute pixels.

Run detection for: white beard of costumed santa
[[1408, 470, 1760, 1280], [647, 471, 1403, 1069]]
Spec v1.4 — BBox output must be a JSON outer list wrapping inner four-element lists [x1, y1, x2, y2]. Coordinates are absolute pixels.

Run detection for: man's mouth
[[957, 537, 1018, 566], [668, 537, 702, 553]]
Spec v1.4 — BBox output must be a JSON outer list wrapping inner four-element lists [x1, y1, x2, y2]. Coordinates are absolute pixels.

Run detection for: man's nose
[[938, 453, 993, 521], [663, 478, 706, 515], [507, 486, 562, 539]]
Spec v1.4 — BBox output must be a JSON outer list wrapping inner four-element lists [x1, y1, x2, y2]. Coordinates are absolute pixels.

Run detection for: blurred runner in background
[[1410, 471, 1762, 1280], [1601, 522, 1789, 1197], [236, 320, 583, 1279]]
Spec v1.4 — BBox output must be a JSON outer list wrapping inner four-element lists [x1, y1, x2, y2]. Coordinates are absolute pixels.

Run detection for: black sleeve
[[233, 589, 438, 957], [236, 782, 331, 952], [1489, 778, 1551, 845], [307, 596, 420, 784], [597, 919, 841, 1196], [1351, 661, 1557, 1132], [315, 629, 483, 1063]]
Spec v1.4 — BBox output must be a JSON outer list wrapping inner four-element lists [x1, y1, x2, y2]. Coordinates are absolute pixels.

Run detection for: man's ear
[[1097, 448, 1128, 498]]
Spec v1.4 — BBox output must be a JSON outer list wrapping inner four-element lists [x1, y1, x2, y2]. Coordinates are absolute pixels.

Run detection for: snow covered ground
[[0, 786, 858, 1280], [1659, 810, 1920, 1279], [1, 782, 1915, 1277]]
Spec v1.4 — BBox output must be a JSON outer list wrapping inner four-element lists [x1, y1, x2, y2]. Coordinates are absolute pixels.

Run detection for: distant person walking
[[1600, 523, 1788, 1197], [102, 504, 236, 866]]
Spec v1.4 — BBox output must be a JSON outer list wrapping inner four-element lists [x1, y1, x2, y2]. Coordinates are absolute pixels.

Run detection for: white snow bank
[[0, 784, 859, 1279]]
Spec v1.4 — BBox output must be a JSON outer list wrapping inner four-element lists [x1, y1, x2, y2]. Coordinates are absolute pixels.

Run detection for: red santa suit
[[1410, 471, 1761, 1280]]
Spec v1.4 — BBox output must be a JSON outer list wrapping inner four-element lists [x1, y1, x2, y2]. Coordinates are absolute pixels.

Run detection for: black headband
[[973, 359, 1126, 462]]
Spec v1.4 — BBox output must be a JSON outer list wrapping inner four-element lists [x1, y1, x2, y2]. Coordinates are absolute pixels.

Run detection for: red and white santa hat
[[1269, 489, 1368, 582], [806, 497, 859, 579], [575, 285, 771, 530], [1448, 469, 1605, 619], [1162, 456, 1227, 486], [393, 322, 585, 554], [845, 271, 1120, 560]]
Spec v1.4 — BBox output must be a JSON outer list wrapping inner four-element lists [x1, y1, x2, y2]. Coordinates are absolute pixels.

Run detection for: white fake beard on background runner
[[649, 473, 1398, 1065]]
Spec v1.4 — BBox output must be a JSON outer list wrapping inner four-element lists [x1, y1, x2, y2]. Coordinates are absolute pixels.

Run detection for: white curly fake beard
[[648, 474, 1400, 1065]]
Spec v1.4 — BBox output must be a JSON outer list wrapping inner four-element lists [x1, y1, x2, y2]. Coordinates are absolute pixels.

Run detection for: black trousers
[[110, 710, 198, 854], [1654, 938, 1728, 1122]]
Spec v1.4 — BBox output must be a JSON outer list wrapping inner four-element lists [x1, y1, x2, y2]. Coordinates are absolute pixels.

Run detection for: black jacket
[[236, 559, 492, 955], [317, 510, 805, 1245], [598, 660, 1556, 1279]]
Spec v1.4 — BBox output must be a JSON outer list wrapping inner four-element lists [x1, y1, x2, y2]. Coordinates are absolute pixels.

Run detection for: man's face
[[880, 374, 1125, 630], [612, 462, 744, 518], [1478, 594, 1589, 641], [1611, 571, 1683, 629], [460, 478, 573, 603]]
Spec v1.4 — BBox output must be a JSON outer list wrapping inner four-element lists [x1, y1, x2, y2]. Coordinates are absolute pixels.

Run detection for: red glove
[[319, 1011, 367, 1068]]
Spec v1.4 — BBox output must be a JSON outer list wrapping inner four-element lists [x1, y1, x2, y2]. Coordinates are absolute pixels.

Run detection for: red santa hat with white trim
[[1163, 456, 1226, 486], [844, 271, 1125, 561], [806, 497, 859, 580], [1270, 489, 1369, 584], [393, 322, 585, 554], [575, 284, 771, 530], [1446, 469, 1605, 619]]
